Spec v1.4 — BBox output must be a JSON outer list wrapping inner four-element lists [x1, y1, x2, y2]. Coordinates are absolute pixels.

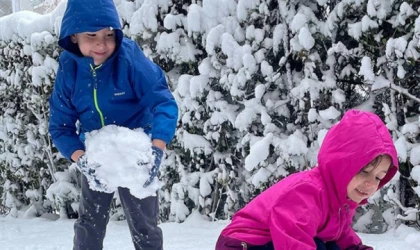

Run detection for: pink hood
[[318, 109, 398, 211], [219, 110, 398, 250]]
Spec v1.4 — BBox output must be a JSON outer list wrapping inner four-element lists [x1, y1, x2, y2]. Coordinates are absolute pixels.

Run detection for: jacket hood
[[59, 0, 123, 56], [318, 109, 399, 210]]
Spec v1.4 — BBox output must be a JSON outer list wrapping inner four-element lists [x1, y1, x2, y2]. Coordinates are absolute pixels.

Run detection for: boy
[[48, 0, 178, 249]]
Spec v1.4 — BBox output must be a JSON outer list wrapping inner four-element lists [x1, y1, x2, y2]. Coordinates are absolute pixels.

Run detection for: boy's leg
[[118, 187, 163, 250], [74, 175, 114, 250]]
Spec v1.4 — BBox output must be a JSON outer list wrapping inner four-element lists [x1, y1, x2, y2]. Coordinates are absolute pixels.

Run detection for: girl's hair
[[364, 154, 392, 171]]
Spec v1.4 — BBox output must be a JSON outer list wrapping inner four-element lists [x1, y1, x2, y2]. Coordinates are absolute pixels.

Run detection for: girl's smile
[[347, 155, 391, 203]]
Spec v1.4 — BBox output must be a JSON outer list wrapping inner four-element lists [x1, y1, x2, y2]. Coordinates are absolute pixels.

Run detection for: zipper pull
[[90, 64, 97, 77], [241, 242, 248, 250]]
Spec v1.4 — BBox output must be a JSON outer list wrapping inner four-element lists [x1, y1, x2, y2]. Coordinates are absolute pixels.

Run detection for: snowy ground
[[1, 212, 419, 250]]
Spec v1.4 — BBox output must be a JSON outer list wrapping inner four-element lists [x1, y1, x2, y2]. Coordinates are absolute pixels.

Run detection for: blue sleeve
[[48, 62, 85, 160], [132, 45, 178, 144]]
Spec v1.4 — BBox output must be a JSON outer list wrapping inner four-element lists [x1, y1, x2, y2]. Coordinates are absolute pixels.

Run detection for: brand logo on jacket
[[114, 92, 126, 96]]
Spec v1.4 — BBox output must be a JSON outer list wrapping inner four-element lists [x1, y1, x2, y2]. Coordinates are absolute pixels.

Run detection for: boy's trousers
[[74, 175, 163, 250]]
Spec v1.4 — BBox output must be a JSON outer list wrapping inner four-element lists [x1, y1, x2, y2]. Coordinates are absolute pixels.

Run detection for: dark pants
[[315, 238, 340, 250], [248, 240, 339, 250], [74, 175, 162, 250], [216, 235, 340, 250]]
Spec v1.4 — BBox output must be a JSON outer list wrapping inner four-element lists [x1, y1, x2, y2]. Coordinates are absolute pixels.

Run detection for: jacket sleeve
[[131, 44, 178, 144], [48, 62, 84, 160], [269, 181, 324, 250], [336, 216, 362, 249]]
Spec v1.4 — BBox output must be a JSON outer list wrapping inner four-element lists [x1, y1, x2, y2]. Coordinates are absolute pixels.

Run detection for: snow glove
[[76, 154, 110, 192], [345, 244, 373, 250], [143, 146, 163, 188]]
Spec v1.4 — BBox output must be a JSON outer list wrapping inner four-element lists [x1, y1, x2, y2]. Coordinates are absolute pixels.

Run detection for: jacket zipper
[[335, 204, 349, 240], [90, 64, 105, 127]]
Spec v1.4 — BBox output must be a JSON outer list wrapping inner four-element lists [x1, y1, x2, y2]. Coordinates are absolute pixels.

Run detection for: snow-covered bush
[[0, 4, 74, 217]]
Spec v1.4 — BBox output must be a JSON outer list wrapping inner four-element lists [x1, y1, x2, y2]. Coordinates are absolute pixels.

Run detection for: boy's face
[[346, 156, 391, 203], [71, 28, 116, 65]]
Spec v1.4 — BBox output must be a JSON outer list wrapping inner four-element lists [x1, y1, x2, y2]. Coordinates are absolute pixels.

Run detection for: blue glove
[[76, 154, 109, 191], [143, 146, 163, 188]]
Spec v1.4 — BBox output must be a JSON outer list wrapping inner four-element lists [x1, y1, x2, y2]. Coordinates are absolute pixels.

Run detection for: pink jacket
[[220, 110, 399, 249]]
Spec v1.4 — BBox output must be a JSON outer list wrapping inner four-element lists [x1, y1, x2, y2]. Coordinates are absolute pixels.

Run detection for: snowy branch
[[390, 82, 420, 103]]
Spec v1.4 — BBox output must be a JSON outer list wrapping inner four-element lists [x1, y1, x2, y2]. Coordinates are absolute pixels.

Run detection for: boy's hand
[[143, 146, 163, 188], [76, 154, 109, 191]]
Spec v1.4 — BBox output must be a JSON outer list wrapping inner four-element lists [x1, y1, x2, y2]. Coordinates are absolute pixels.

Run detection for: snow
[[359, 56, 375, 82], [402, 123, 419, 138], [412, 166, 420, 196], [81, 125, 159, 200], [318, 106, 341, 121], [361, 15, 378, 32], [244, 133, 272, 171], [187, 4, 202, 35], [0, 215, 419, 250], [394, 136, 408, 162], [410, 145, 420, 166], [372, 75, 391, 91], [260, 60, 273, 76], [412, 166, 420, 183], [290, 13, 307, 33], [180, 130, 213, 156], [308, 108, 318, 122], [0, 1, 65, 41], [386, 37, 408, 59], [331, 89, 345, 107], [353, 209, 374, 232], [129, 0, 159, 39], [298, 26, 315, 50], [1, 1, 420, 249], [206, 24, 225, 55], [348, 22, 362, 40]]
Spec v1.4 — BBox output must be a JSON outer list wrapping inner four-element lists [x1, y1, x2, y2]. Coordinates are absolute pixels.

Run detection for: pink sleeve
[[268, 181, 324, 250], [336, 213, 362, 249]]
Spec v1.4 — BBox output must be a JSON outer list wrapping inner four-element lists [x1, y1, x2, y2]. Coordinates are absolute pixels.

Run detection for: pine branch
[[390, 83, 420, 103]]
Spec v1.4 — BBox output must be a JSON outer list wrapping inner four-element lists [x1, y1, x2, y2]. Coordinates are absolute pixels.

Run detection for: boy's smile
[[71, 28, 116, 65], [347, 155, 391, 203]]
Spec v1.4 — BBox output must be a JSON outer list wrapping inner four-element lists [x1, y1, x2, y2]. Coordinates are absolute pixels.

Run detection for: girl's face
[[71, 28, 116, 65], [347, 156, 391, 203]]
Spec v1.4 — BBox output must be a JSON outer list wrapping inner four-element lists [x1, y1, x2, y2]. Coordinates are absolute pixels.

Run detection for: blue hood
[[59, 0, 123, 55]]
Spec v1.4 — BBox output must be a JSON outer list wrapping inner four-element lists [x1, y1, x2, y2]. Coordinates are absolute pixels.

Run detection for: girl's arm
[[268, 181, 324, 250]]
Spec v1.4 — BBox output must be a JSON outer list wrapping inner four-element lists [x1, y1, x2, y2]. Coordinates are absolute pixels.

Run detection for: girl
[[216, 109, 398, 250]]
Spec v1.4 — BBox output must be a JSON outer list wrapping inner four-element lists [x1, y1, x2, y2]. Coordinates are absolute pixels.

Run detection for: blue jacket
[[49, 0, 178, 160]]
